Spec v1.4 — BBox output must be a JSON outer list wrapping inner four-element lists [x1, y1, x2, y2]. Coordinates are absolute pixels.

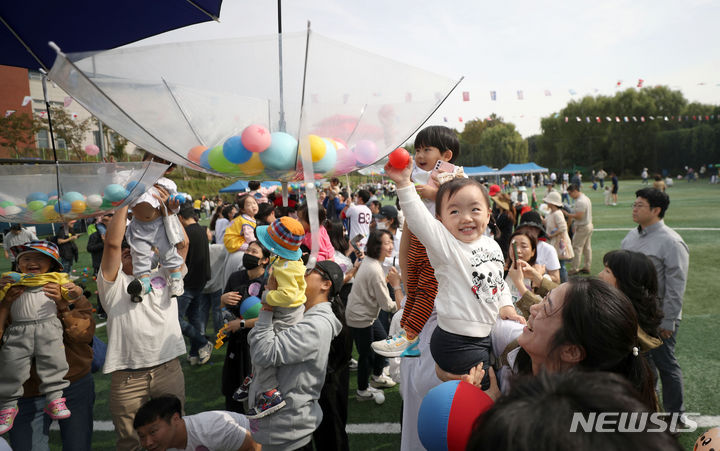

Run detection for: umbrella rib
[[0, 14, 49, 71], [184, 0, 221, 21], [160, 77, 207, 147]]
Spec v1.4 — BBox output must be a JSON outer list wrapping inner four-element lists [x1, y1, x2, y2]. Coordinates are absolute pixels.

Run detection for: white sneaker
[[197, 341, 213, 365], [356, 386, 381, 402], [370, 373, 397, 389], [349, 358, 358, 371], [170, 277, 184, 297], [187, 355, 199, 366], [371, 331, 418, 357]]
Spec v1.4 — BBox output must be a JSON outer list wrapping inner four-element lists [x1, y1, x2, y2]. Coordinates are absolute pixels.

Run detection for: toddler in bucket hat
[[245, 217, 307, 420], [0, 240, 78, 434]]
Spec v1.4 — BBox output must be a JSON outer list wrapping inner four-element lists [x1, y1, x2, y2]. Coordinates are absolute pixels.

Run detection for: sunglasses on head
[[305, 265, 331, 280]]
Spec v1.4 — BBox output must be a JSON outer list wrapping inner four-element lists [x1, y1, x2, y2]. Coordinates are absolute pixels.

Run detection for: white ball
[[374, 391, 385, 405], [87, 194, 103, 208]]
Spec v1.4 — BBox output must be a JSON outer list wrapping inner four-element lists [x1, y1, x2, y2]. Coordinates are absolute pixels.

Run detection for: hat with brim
[[313, 260, 344, 297], [11, 240, 63, 271], [543, 191, 563, 207], [518, 186, 527, 192], [255, 217, 305, 261], [517, 211, 547, 238], [492, 195, 510, 211]]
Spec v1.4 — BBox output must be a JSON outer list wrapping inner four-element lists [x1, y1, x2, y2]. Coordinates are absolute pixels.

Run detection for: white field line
[[594, 227, 720, 232], [50, 416, 720, 433]]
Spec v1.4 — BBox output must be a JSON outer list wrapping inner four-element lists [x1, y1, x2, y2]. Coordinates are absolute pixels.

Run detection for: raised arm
[[100, 205, 128, 282]]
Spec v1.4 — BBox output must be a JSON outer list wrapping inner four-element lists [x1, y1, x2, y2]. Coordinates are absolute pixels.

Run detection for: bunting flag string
[[562, 114, 717, 124]]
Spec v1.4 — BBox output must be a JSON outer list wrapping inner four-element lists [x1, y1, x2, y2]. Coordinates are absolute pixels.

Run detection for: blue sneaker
[[371, 331, 418, 357], [246, 389, 286, 419], [400, 340, 420, 358]]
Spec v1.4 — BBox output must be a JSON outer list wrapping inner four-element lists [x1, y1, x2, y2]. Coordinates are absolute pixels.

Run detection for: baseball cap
[[374, 205, 398, 220], [312, 260, 345, 297], [488, 184, 501, 197]]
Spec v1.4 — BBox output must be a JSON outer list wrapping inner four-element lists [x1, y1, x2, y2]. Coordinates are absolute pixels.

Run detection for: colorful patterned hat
[[11, 240, 63, 271], [256, 216, 305, 260]]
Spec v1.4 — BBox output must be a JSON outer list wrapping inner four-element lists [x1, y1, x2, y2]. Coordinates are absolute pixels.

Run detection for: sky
[[137, 0, 720, 138]]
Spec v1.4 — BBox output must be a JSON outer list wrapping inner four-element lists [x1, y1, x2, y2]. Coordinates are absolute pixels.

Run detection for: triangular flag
[[641, 116, 645, 122], [405, 92, 412, 103], [596, 117, 601, 123], [443, 117, 448, 122], [71, 113, 79, 121], [569, 89, 577, 95], [615, 116, 620, 122], [489, 91, 497, 101], [632, 116, 638, 122], [576, 116, 581, 122], [649, 116, 655, 120], [5, 110, 16, 118], [342, 93, 349, 104], [21, 96, 32, 107], [63, 96, 73, 107], [544, 89, 552, 96], [616, 80, 622, 87], [664, 116, 669, 121], [637, 79, 644, 88], [517, 90, 524, 100], [606, 117, 612, 122], [706, 115, 710, 120], [586, 117, 591, 123], [692, 115, 697, 120], [458, 116, 463, 122], [564, 117, 569, 123], [462, 91, 470, 102], [624, 116, 629, 122]]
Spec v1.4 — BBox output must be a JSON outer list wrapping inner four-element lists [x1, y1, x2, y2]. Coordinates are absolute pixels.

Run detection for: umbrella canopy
[[0, 0, 223, 70], [47, 27, 461, 181]]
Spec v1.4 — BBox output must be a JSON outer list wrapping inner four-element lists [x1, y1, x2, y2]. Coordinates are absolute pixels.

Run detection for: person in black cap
[[515, 211, 561, 283]]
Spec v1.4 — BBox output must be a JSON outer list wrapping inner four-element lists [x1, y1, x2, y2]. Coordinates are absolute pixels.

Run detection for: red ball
[[389, 147, 410, 169]]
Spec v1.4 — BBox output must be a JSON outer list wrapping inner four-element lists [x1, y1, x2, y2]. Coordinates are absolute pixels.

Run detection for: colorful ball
[[696, 427, 720, 451], [126, 181, 146, 194], [335, 146, 357, 175], [418, 381, 494, 451], [84, 144, 100, 156], [307, 135, 327, 162], [54, 200, 72, 214], [354, 140, 379, 165], [260, 132, 298, 171], [42, 205, 60, 221], [27, 200, 46, 211], [239, 296, 262, 319], [4, 205, 21, 216], [26, 192, 49, 204], [62, 191, 84, 203], [209, 145, 241, 173], [100, 199, 114, 210], [314, 138, 338, 173], [187, 145, 208, 164], [199, 149, 211, 170], [87, 194, 103, 208], [104, 184, 128, 202], [223, 136, 253, 164], [0, 201, 14, 209], [238, 153, 265, 176], [241, 124, 272, 153], [171, 193, 186, 204], [71, 200, 87, 213], [389, 147, 411, 169]]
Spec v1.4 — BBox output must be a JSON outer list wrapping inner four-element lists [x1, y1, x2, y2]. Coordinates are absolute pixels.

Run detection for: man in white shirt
[[566, 184, 593, 275], [341, 189, 372, 251], [134, 396, 260, 451], [98, 193, 189, 451], [3, 224, 38, 271]]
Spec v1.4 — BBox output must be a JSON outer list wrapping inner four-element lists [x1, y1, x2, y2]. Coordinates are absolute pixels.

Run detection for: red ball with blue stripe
[[418, 380, 494, 451]]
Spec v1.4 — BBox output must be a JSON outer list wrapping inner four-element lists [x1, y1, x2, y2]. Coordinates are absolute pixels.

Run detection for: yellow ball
[[42, 205, 60, 222], [308, 135, 326, 162], [237, 153, 265, 176], [71, 200, 87, 213]]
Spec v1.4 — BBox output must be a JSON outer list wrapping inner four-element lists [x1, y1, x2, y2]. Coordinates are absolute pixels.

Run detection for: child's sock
[[169, 270, 184, 297], [140, 275, 152, 295]]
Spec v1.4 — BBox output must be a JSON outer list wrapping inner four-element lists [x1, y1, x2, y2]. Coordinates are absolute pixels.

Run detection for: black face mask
[[242, 253, 261, 270]]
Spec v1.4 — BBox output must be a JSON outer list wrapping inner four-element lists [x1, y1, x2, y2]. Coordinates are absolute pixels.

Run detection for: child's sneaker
[[232, 375, 253, 402], [356, 386, 381, 402], [371, 330, 418, 357], [0, 407, 18, 434], [400, 340, 420, 358], [44, 397, 71, 420], [246, 390, 286, 419], [169, 276, 184, 297], [370, 373, 397, 389], [127, 278, 147, 303]]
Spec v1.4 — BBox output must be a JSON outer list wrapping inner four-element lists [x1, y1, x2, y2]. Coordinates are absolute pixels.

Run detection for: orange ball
[[188, 145, 208, 164]]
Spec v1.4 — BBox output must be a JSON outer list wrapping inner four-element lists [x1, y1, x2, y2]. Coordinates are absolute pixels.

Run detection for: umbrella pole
[[277, 0, 286, 132], [41, 72, 64, 219], [282, 181, 289, 207]]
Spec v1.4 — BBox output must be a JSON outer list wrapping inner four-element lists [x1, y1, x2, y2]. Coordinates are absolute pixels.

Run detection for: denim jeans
[[177, 288, 209, 356], [61, 259, 73, 274], [9, 372, 95, 451], [201, 289, 223, 337], [649, 324, 685, 414], [349, 320, 388, 391]]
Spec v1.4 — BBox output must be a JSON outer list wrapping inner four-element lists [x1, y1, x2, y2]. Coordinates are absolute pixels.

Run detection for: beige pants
[[109, 358, 185, 451], [571, 224, 593, 271]]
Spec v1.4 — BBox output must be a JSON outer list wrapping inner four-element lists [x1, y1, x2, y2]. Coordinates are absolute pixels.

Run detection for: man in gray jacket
[[622, 188, 689, 416], [248, 260, 344, 450]]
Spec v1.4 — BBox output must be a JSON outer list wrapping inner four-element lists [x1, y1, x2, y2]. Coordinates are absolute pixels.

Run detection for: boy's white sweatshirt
[[398, 185, 512, 337]]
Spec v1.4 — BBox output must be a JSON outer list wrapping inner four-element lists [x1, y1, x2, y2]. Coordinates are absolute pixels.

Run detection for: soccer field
[[2, 178, 717, 450]]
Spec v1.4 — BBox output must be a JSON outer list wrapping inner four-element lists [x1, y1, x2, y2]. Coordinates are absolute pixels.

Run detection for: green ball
[[0, 201, 14, 208], [28, 200, 46, 211], [208, 145, 240, 173]]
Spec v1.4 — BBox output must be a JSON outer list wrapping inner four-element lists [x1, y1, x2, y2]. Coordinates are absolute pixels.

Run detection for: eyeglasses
[[631, 202, 649, 209]]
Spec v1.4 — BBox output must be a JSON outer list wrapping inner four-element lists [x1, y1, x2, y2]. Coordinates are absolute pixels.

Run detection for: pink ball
[[84, 144, 100, 156], [354, 140, 379, 165], [241, 124, 272, 153], [335, 146, 357, 175]]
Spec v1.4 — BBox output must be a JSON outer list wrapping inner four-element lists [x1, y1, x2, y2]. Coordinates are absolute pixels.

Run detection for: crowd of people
[[0, 127, 695, 450]]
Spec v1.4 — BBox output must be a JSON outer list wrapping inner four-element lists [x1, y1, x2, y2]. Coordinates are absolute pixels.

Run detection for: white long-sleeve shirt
[[398, 185, 512, 337]]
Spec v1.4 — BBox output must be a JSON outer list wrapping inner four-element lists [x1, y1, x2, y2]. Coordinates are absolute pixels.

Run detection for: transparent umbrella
[[48, 25, 462, 262]]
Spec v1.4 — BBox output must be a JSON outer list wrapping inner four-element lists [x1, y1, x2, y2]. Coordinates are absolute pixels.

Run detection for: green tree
[[38, 106, 92, 160], [0, 112, 43, 158]]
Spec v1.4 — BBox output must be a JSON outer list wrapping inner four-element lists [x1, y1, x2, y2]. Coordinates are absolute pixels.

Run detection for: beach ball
[[307, 135, 326, 162], [260, 132, 297, 171], [223, 136, 253, 164], [199, 149, 212, 170], [87, 194, 103, 209], [389, 147, 411, 169], [62, 191, 84, 203], [71, 200, 87, 213], [241, 124, 271, 153], [26, 192, 49, 204], [27, 200, 46, 211], [4, 205, 21, 216], [418, 381, 494, 451], [354, 140, 379, 165], [84, 144, 99, 156], [314, 138, 337, 173], [696, 428, 720, 451], [187, 145, 208, 164], [239, 296, 262, 319], [238, 153, 264, 176], [126, 181, 146, 194], [104, 184, 128, 202]]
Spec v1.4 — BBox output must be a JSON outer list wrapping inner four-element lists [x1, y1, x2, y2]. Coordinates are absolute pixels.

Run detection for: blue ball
[[199, 149, 211, 170], [126, 181, 146, 194], [223, 136, 253, 164], [61, 191, 84, 203], [239, 296, 262, 319], [171, 193, 186, 204], [260, 132, 298, 171], [26, 192, 49, 204], [47, 190, 58, 198], [104, 184, 129, 202], [313, 138, 338, 173], [54, 200, 72, 214]]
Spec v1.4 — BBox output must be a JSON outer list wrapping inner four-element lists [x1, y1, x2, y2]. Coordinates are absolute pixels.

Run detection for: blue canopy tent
[[464, 165, 496, 177], [219, 180, 281, 193], [497, 162, 548, 175]]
